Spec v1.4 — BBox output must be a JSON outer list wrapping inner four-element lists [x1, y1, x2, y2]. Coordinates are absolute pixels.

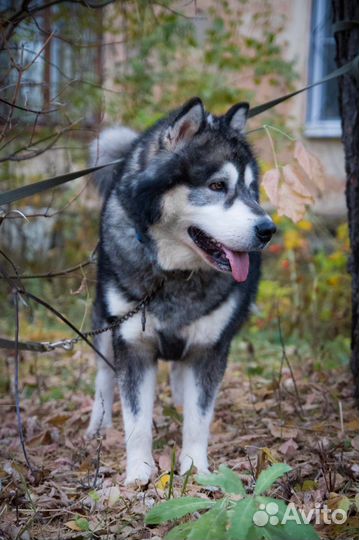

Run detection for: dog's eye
[[209, 181, 226, 192]]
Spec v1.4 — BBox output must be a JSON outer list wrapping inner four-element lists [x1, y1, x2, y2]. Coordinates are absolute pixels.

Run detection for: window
[[0, 4, 103, 126], [305, 0, 341, 138]]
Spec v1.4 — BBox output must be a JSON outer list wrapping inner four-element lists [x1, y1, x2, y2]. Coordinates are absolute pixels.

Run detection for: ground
[[0, 344, 358, 540]]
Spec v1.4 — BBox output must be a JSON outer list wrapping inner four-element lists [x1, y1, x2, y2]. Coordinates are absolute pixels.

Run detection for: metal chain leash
[[0, 280, 164, 354], [43, 279, 165, 351]]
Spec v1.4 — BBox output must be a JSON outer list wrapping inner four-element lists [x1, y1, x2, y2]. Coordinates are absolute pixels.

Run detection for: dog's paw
[[179, 453, 209, 476], [125, 459, 157, 487]]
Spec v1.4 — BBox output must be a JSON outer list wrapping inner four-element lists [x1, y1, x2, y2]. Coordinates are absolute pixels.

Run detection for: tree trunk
[[332, 0, 359, 399]]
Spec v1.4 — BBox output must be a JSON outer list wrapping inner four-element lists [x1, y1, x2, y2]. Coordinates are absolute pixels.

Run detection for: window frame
[[305, 0, 341, 139]]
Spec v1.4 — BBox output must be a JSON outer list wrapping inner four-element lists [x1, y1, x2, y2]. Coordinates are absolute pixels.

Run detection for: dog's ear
[[223, 102, 249, 133], [163, 97, 205, 150]]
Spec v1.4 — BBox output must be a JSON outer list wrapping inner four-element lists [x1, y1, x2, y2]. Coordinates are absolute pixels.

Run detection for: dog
[[87, 97, 276, 485]]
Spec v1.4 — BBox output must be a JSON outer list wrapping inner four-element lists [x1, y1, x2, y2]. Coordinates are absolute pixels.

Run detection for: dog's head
[[124, 97, 276, 282]]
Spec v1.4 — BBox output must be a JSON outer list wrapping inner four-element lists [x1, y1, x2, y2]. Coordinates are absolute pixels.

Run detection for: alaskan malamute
[[87, 98, 276, 485]]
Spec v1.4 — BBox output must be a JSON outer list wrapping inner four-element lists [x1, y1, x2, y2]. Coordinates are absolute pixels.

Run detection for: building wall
[[279, 0, 346, 216]]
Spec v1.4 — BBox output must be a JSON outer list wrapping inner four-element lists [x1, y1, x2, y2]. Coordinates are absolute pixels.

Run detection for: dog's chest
[[106, 284, 237, 359]]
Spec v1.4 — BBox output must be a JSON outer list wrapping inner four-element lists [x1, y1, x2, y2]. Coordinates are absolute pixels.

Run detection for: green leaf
[[196, 464, 246, 495], [74, 517, 90, 531], [227, 497, 260, 540], [254, 464, 292, 495], [187, 501, 228, 540], [145, 497, 215, 525], [262, 520, 320, 540], [255, 497, 320, 540], [165, 521, 194, 540]]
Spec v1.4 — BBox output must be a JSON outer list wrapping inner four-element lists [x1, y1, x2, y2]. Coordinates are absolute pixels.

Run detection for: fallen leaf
[[27, 430, 53, 447], [102, 428, 122, 450], [65, 520, 82, 531], [47, 414, 71, 427], [278, 438, 298, 457], [267, 422, 298, 439], [345, 418, 359, 431], [158, 453, 172, 472], [104, 485, 121, 507], [301, 479, 317, 491], [155, 473, 170, 491], [352, 435, 359, 451], [327, 493, 351, 513]]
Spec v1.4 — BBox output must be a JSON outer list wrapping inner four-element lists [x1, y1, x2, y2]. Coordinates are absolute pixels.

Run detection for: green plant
[[145, 464, 319, 540]]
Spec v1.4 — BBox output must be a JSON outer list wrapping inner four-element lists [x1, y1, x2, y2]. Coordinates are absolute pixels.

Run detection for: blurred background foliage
[[0, 0, 350, 393]]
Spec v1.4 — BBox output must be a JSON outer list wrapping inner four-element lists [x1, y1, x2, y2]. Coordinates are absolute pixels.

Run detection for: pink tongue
[[222, 248, 250, 283]]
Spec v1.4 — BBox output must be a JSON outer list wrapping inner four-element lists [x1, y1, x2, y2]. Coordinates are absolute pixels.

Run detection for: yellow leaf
[[345, 418, 359, 431], [302, 479, 317, 491], [328, 275, 341, 287], [284, 230, 303, 250], [155, 473, 170, 490], [48, 414, 71, 427], [65, 521, 82, 531], [297, 219, 313, 232], [261, 447, 278, 463], [272, 212, 284, 225]]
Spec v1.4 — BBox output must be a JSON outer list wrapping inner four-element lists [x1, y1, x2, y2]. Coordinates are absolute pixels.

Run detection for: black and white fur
[[87, 98, 276, 485]]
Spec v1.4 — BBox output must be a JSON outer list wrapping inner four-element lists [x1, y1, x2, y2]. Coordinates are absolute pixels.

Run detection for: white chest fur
[[105, 285, 237, 354]]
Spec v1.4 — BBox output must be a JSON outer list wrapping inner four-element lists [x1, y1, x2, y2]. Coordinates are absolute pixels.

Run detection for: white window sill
[[304, 121, 342, 138]]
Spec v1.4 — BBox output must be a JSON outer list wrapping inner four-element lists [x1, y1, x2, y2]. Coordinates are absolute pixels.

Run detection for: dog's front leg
[[180, 353, 226, 475], [87, 332, 115, 437], [117, 350, 158, 485]]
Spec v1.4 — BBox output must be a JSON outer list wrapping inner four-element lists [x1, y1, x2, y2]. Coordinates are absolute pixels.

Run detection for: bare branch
[[1, 0, 115, 46], [0, 257, 34, 473], [0, 248, 97, 280], [0, 121, 81, 163], [0, 96, 60, 115], [14, 290, 36, 474]]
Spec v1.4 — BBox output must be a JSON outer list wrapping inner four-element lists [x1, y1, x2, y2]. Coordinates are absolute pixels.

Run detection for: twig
[[167, 448, 176, 500], [153, 1, 205, 20], [0, 122, 81, 163], [92, 437, 103, 489], [0, 96, 60, 115], [246, 453, 256, 485], [277, 311, 305, 419], [263, 125, 280, 170], [338, 400, 344, 434], [181, 461, 193, 496], [0, 253, 96, 280], [14, 290, 35, 474], [92, 393, 105, 489]]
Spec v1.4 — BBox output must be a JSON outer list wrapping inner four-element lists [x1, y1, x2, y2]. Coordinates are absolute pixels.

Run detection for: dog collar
[[136, 229, 144, 243]]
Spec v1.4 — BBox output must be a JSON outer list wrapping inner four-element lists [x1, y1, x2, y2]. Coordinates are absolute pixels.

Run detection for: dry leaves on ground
[[0, 351, 358, 540]]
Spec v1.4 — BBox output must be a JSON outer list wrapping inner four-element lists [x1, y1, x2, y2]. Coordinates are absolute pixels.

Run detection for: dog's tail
[[90, 126, 138, 197]]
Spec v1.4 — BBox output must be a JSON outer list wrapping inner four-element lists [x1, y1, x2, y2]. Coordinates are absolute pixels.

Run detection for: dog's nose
[[255, 219, 277, 243]]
